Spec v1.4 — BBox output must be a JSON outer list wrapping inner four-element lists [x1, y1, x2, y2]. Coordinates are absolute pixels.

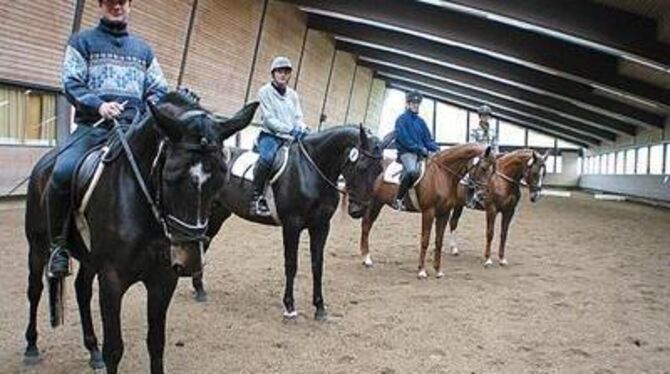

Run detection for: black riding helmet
[[477, 105, 492, 116], [406, 90, 423, 104]]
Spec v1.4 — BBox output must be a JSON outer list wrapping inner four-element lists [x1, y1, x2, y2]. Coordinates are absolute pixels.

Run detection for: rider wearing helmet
[[251, 56, 308, 216], [47, 0, 168, 279], [466, 104, 497, 209], [393, 90, 439, 210]]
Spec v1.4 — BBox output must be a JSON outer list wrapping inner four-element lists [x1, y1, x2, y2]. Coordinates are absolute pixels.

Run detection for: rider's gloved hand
[[99, 102, 124, 119], [290, 128, 307, 140]]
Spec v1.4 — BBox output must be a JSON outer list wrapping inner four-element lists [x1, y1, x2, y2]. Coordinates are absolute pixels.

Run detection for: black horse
[[24, 91, 258, 373], [192, 125, 383, 320]]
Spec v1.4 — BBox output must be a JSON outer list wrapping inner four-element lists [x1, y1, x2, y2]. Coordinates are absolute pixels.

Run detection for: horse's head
[[149, 90, 258, 275], [341, 125, 384, 218], [464, 145, 497, 204], [525, 150, 548, 203]]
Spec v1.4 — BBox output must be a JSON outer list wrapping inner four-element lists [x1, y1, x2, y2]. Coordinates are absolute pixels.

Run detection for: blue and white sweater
[[61, 18, 168, 126]]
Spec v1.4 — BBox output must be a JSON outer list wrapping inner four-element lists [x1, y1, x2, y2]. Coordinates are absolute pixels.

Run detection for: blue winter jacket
[[395, 110, 439, 156], [61, 18, 168, 126]]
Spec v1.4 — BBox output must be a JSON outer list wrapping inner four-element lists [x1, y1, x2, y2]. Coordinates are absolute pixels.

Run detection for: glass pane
[[0, 84, 57, 146], [546, 155, 555, 173], [498, 120, 525, 146], [625, 149, 636, 174], [467, 111, 478, 142], [599, 155, 605, 174], [435, 102, 467, 143], [527, 130, 555, 147], [616, 151, 624, 174], [557, 139, 580, 149], [649, 144, 663, 175], [666, 144, 670, 175], [577, 157, 582, 175], [378, 88, 407, 138], [419, 98, 435, 136], [556, 155, 563, 173], [636, 147, 648, 174], [607, 153, 615, 174]]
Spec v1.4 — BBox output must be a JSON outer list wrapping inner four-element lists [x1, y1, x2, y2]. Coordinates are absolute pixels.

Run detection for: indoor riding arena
[[1, 1, 669, 373]]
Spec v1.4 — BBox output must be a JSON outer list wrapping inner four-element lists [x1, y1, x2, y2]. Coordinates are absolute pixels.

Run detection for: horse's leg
[[418, 210, 435, 278], [308, 222, 330, 321], [145, 272, 178, 374], [99, 270, 127, 374], [433, 213, 449, 278], [359, 199, 383, 267], [282, 224, 301, 319], [448, 205, 464, 256], [192, 205, 231, 303], [498, 209, 515, 266], [75, 264, 104, 369], [483, 208, 497, 267], [24, 244, 46, 364]]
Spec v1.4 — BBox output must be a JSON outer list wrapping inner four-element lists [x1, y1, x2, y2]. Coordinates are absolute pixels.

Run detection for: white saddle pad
[[383, 160, 425, 186], [230, 150, 288, 184]]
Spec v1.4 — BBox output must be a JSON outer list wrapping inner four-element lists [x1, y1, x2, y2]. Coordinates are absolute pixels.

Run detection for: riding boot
[[46, 184, 72, 278], [250, 161, 272, 217], [394, 174, 413, 211]]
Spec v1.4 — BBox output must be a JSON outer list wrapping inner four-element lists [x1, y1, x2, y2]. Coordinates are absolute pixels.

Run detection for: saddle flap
[[383, 160, 425, 186], [230, 147, 288, 183], [73, 146, 107, 212]]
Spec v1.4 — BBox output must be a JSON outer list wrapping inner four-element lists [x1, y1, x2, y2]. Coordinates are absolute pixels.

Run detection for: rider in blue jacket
[[394, 90, 439, 210]]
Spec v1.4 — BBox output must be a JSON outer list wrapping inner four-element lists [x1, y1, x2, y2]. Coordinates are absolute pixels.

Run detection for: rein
[[495, 159, 543, 192]]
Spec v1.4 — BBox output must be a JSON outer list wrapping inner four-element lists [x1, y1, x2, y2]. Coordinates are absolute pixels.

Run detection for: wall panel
[[346, 66, 373, 124], [322, 51, 356, 127], [364, 78, 386, 132], [295, 29, 335, 128]]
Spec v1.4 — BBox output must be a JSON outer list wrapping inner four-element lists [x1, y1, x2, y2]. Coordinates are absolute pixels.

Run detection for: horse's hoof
[[436, 271, 445, 278], [314, 308, 328, 321], [451, 247, 459, 256], [283, 310, 298, 320], [195, 291, 208, 303], [499, 258, 508, 266], [89, 350, 105, 370], [23, 346, 41, 365], [363, 254, 373, 268], [483, 258, 493, 268], [417, 269, 428, 279]]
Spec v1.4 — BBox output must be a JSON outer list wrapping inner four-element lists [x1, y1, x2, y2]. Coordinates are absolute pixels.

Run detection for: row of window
[[583, 144, 670, 175], [0, 84, 57, 146]]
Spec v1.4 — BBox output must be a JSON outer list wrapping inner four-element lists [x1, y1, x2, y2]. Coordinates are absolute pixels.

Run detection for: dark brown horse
[[447, 149, 548, 266], [359, 143, 494, 278]]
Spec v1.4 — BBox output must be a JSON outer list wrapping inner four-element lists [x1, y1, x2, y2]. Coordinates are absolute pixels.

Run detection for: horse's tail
[[48, 276, 66, 328]]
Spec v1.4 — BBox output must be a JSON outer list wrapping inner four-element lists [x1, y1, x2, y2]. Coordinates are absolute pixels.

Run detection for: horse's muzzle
[[170, 244, 203, 277]]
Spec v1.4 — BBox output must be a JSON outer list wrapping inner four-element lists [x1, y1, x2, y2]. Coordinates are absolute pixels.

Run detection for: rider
[[465, 104, 497, 208], [393, 90, 439, 210], [47, 0, 168, 278], [250, 56, 308, 217]]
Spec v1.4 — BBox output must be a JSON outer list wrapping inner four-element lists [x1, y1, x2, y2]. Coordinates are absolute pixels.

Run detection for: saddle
[[230, 146, 289, 183], [382, 160, 425, 186]]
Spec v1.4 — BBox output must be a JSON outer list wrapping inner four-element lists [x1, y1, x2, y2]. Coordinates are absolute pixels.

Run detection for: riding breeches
[[399, 152, 421, 184], [50, 125, 109, 191], [256, 132, 284, 168]]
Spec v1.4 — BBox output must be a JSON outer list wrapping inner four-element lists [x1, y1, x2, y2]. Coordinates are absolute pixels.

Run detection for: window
[[467, 111, 479, 142], [598, 155, 604, 174], [636, 146, 648, 174], [649, 144, 663, 175], [419, 98, 435, 135], [577, 157, 583, 175], [666, 144, 670, 174], [0, 84, 57, 146], [592, 156, 599, 174], [556, 155, 563, 173], [557, 140, 580, 149], [584, 157, 590, 174], [607, 153, 615, 175], [435, 102, 467, 143], [616, 151, 624, 174], [546, 155, 555, 173], [498, 120, 525, 146], [378, 89, 406, 137], [625, 149, 636, 174], [527, 130, 555, 147]]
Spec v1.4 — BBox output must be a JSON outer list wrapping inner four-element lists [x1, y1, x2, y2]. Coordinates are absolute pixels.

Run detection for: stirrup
[[47, 247, 71, 278], [393, 198, 406, 211], [252, 196, 272, 217]]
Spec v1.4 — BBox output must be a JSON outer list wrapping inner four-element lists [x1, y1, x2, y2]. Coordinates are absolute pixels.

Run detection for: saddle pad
[[382, 160, 425, 186], [230, 148, 288, 183]]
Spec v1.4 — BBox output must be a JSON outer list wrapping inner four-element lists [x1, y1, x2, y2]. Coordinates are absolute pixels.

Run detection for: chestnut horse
[[447, 149, 548, 266], [359, 143, 495, 278]]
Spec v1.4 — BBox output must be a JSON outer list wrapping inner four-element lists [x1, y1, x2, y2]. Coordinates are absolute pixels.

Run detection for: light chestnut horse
[[448, 149, 548, 266], [359, 143, 495, 278]]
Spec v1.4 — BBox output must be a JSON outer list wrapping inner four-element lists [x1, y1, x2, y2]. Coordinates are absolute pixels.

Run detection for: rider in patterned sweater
[[47, 0, 168, 278], [393, 90, 439, 210]]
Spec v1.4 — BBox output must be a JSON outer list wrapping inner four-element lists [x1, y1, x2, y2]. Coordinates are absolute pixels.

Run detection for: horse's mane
[[498, 148, 534, 169], [432, 143, 486, 165]]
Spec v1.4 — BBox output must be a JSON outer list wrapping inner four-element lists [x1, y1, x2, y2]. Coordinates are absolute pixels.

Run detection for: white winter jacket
[[257, 82, 306, 136]]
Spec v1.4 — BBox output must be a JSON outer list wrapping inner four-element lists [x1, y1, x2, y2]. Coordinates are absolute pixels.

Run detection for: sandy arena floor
[[0, 192, 669, 373]]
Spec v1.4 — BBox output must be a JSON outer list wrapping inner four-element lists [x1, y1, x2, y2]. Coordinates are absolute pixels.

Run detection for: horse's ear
[[542, 150, 550, 161], [148, 99, 182, 141], [214, 101, 259, 142], [359, 123, 369, 148]]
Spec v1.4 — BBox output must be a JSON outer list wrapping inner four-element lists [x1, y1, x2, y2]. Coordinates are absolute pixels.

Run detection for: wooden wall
[[364, 78, 386, 132], [322, 51, 356, 127], [346, 66, 373, 124], [294, 29, 335, 128]]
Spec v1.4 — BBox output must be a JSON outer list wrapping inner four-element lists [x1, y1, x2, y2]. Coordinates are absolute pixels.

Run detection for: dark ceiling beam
[[384, 80, 594, 148], [368, 65, 616, 142], [341, 42, 637, 136], [285, 0, 670, 108], [306, 14, 666, 129], [423, 0, 670, 67]]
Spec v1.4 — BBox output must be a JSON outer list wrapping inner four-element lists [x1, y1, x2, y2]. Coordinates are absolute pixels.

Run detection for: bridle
[[496, 156, 545, 194], [114, 109, 221, 248], [430, 155, 490, 189]]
